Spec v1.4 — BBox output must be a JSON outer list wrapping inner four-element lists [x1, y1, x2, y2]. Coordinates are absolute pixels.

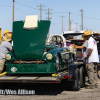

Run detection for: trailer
[[0, 15, 85, 91]]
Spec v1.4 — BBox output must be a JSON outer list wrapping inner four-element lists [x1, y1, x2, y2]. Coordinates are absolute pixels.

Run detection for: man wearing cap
[[1, 30, 12, 43], [85, 30, 99, 89], [0, 31, 13, 73], [93, 31, 100, 78]]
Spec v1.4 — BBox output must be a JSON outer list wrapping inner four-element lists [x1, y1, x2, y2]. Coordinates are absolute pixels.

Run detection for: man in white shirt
[[93, 31, 100, 78], [84, 30, 99, 89]]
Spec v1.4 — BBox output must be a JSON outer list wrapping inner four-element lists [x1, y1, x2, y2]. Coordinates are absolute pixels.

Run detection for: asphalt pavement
[[0, 75, 100, 100]]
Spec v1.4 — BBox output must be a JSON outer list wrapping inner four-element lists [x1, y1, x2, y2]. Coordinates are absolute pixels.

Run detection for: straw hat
[[82, 30, 92, 37], [93, 31, 100, 35], [4, 34, 12, 42]]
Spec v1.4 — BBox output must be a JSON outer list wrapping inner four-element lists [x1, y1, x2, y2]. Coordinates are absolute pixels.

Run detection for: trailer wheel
[[56, 55, 60, 71], [72, 68, 80, 91], [80, 66, 85, 88]]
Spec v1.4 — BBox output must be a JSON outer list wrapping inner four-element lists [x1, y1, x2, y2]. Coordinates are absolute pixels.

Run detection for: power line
[[0, 5, 12, 7], [53, 12, 69, 13], [32, 0, 51, 9], [0, 23, 12, 24], [51, 22, 62, 24], [15, 1, 39, 10], [0, 4, 34, 15], [71, 12, 100, 20], [1, 2, 100, 22], [14, 7, 29, 14], [83, 16, 100, 20], [71, 13, 80, 16], [32, 0, 41, 4], [14, 1, 100, 21], [19, 0, 39, 6]]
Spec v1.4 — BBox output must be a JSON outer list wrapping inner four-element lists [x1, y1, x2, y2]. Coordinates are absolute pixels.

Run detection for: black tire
[[80, 66, 85, 88], [72, 68, 80, 91], [56, 55, 60, 71]]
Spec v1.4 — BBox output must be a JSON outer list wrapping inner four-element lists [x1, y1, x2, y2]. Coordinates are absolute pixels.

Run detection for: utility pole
[[45, 8, 52, 38], [13, 0, 14, 22], [84, 27, 85, 30], [69, 12, 71, 31], [70, 20, 72, 31], [80, 25, 81, 30], [45, 8, 52, 20], [80, 9, 83, 30], [60, 16, 65, 33], [76, 23, 78, 31], [37, 4, 45, 20]]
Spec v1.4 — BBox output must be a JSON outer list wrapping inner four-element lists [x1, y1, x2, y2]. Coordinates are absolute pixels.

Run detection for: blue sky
[[0, 0, 100, 37]]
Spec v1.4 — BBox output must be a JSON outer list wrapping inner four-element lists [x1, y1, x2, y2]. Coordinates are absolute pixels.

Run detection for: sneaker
[[85, 85, 95, 89]]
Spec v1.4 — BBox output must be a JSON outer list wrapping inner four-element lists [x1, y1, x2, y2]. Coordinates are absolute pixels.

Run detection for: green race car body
[[6, 20, 74, 74]]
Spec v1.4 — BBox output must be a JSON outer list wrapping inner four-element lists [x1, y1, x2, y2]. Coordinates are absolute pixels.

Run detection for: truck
[[0, 15, 85, 91]]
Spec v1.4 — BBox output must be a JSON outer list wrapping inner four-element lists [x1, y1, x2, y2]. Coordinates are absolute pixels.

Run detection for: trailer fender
[[68, 64, 79, 81]]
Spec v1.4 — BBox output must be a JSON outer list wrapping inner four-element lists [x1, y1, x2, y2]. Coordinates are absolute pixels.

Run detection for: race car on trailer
[[0, 15, 85, 91]]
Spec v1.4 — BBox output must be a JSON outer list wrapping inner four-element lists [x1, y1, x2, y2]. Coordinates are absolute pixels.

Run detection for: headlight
[[46, 53, 53, 60], [5, 54, 11, 60]]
